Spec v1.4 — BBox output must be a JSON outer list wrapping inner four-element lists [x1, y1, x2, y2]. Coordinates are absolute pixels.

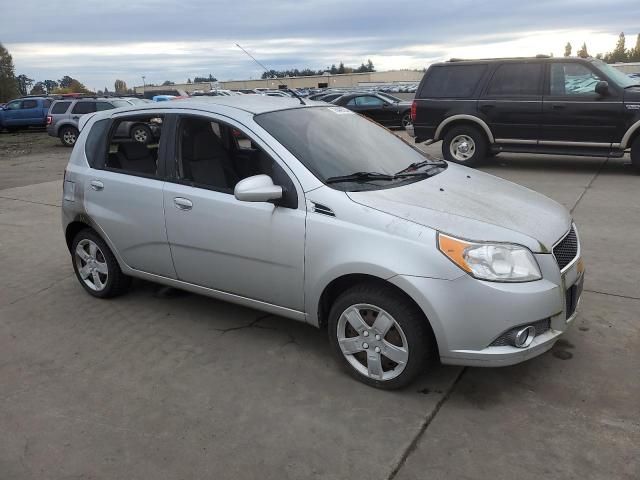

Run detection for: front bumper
[[390, 253, 584, 367]]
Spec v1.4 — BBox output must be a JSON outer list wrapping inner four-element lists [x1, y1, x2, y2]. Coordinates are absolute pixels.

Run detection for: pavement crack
[[584, 289, 640, 301], [570, 156, 608, 214], [6, 273, 75, 306], [215, 313, 276, 334], [386, 367, 467, 480], [0, 195, 61, 208]]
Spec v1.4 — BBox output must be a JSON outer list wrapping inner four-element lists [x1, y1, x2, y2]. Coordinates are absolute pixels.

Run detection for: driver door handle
[[174, 197, 193, 211]]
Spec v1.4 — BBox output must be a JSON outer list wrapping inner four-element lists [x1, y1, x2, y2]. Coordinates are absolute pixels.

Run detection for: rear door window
[[96, 102, 115, 111], [72, 102, 97, 114], [51, 101, 71, 114], [485, 63, 543, 96], [22, 100, 38, 109], [419, 64, 487, 98]]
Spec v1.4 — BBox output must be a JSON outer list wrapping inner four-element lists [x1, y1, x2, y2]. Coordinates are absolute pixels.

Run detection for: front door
[[162, 114, 306, 311], [540, 61, 623, 144], [478, 62, 543, 141], [348, 95, 394, 125], [2, 100, 22, 126]]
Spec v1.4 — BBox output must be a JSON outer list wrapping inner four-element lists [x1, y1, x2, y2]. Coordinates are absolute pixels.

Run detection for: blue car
[[0, 97, 53, 132]]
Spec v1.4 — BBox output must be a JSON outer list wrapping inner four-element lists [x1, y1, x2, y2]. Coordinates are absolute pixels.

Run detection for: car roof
[[434, 56, 593, 67], [111, 95, 321, 115]]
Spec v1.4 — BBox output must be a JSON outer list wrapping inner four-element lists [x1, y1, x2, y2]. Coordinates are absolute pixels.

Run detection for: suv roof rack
[[448, 54, 552, 62]]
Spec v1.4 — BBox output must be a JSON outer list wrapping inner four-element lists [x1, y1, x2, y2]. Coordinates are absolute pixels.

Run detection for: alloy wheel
[[63, 129, 77, 146], [450, 134, 476, 162], [336, 304, 409, 381], [133, 127, 148, 143], [74, 239, 109, 291]]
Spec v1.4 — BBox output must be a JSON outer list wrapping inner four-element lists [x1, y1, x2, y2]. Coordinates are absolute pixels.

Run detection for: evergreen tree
[[604, 32, 628, 63], [576, 42, 589, 58], [564, 42, 572, 57], [16, 74, 34, 96], [0, 42, 19, 101]]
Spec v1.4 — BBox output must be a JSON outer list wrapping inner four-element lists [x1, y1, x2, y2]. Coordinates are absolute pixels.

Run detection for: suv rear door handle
[[551, 104, 566, 110], [174, 197, 193, 211], [90, 180, 104, 191]]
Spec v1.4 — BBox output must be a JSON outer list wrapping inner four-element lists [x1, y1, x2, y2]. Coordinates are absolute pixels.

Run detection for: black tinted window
[[85, 119, 110, 167], [43, 99, 52, 108], [51, 101, 71, 114], [72, 102, 96, 114], [255, 107, 444, 192], [486, 63, 542, 96], [22, 100, 38, 109], [419, 64, 487, 98]]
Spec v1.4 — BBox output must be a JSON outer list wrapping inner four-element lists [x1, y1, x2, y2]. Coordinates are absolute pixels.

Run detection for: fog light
[[514, 326, 536, 348]]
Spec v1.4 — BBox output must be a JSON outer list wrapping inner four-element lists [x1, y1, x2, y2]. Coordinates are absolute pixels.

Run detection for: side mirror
[[234, 174, 283, 203], [595, 80, 609, 96]]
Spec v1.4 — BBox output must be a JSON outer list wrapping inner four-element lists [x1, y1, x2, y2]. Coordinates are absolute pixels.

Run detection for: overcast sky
[[1, 0, 639, 90]]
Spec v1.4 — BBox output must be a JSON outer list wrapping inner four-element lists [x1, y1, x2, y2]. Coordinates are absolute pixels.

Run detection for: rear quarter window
[[419, 64, 487, 98], [85, 119, 110, 168]]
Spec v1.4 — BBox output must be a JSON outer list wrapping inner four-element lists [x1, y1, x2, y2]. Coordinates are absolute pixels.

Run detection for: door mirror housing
[[234, 174, 283, 203], [595, 80, 609, 96]]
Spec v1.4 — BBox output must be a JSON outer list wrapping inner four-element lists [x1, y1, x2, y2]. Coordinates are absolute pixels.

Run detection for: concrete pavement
[[0, 140, 638, 479]]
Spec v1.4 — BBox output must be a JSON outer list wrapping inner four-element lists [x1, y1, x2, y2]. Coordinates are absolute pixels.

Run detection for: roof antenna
[[235, 43, 306, 105]]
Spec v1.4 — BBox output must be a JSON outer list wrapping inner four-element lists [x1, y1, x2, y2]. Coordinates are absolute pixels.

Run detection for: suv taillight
[[46, 115, 52, 125], [410, 100, 417, 122]]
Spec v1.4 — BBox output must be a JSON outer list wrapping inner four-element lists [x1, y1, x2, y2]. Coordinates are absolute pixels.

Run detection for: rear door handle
[[72, 116, 80, 120], [90, 180, 104, 191], [551, 104, 566, 110], [174, 197, 193, 210]]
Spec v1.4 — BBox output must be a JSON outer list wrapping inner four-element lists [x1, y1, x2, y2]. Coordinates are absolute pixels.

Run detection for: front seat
[[189, 126, 234, 189], [117, 142, 156, 175]]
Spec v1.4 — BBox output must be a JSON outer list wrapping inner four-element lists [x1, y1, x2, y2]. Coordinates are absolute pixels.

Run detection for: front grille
[[553, 226, 578, 271], [489, 318, 551, 347]]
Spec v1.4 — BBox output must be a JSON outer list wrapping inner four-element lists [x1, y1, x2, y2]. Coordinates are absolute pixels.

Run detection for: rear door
[[71, 101, 97, 126], [478, 62, 543, 142], [83, 112, 176, 278], [540, 61, 623, 144], [20, 99, 42, 125]]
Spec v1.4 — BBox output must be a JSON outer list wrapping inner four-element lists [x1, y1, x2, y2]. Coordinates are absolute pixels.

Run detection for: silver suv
[[47, 97, 155, 147], [62, 96, 584, 389]]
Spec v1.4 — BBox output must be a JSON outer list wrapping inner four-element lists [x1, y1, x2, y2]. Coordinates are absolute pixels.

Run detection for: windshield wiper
[[326, 171, 397, 184], [394, 160, 447, 176]]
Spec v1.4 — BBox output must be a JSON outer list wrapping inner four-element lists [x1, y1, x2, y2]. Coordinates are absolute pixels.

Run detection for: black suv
[[409, 56, 640, 170]]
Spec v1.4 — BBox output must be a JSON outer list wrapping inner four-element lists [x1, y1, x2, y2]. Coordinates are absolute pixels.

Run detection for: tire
[[631, 136, 640, 174], [6, 126, 20, 133], [59, 126, 79, 147], [71, 229, 131, 298], [401, 112, 412, 129], [130, 124, 152, 144], [327, 282, 434, 390], [442, 125, 488, 167]]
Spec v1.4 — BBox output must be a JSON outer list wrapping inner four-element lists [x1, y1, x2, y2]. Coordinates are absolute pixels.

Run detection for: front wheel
[[328, 283, 434, 389], [442, 125, 488, 167], [631, 136, 640, 174], [60, 126, 79, 147]]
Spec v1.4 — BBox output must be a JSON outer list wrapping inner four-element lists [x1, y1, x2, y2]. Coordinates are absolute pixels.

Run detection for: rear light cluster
[[410, 100, 417, 122], [46, 115, 52, 125]]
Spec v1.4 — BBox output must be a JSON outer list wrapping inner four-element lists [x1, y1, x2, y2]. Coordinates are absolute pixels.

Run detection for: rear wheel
[[130, 124, 152, 144], [328, 283, 434, 389], [631, 136, 640, 174], [401, 112, 412, 128], [71, 229, 131, 298], [60, 126, 79, 147], [442, 125, 487, 167]]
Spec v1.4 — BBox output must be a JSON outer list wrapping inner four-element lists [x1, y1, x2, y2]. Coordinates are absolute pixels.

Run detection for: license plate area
[[566, 273, 584, 319]]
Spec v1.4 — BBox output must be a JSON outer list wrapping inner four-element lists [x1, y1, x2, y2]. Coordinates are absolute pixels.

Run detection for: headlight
[[437, 233, 542, 282]]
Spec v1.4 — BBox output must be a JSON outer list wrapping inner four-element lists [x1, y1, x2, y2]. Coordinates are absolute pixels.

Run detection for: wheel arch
[[317, 274, 437, 342], [620, 119, 640, 149], [434, 115, 494, 144], [65, 220, 94, 252]]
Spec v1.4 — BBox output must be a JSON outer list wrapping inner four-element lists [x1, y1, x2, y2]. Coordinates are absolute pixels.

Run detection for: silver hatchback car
[[62, 96, 584, 389]]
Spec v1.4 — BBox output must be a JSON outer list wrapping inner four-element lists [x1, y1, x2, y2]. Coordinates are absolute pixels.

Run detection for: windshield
[[591, 59, 637, 88], [255, 106, 445, 191]]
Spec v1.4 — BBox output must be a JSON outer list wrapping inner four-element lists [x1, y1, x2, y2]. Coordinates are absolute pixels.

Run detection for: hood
[[347, 163, 571, 252]]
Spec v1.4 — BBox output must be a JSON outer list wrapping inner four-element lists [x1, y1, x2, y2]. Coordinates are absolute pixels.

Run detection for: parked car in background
[[409, 56, 640, 171], [332, 92, 413, 128], [62, 95, 582, 389], [47, 97, 159, 146], [0, 97, 53, 132], [316, 92, 345, 102], [152, 95, 176, 102]]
